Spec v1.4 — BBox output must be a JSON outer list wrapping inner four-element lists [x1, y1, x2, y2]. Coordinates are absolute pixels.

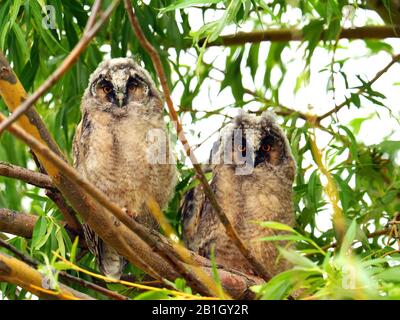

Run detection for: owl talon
[[122, 207, 134, 219]]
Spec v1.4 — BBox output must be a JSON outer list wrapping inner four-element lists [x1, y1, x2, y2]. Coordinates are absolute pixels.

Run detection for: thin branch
[[124, 0, 272, 282], [244, 88, 310, 121], [320, 228, 390, 252], [318, 52, 400, 121], [200, 25, 400, 47], [0, 0, 119, 135], [28, 151, 83, 236], [0, 161, 53, 189], [45, 189, 82, 235]]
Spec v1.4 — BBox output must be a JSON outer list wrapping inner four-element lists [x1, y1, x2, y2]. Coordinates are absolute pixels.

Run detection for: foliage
[[0, 0, 400, 300]]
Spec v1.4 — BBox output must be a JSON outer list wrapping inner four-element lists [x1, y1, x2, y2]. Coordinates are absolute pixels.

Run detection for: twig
[[318, 53, 400, 121], [28, 151, 83, 236], [0, 161, 53, 189], [0, 0, 119, 135], [320, 228, 390, 252], [124, 0, 272, 282], [45, 189, 82, 235], [244, 88, 310, 121]]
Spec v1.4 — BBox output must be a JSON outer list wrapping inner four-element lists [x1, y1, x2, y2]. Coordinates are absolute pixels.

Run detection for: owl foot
[[122, 207, 135, 219]]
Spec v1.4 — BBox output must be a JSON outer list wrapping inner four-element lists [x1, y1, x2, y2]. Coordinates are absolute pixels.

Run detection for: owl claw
[[122, 207, 134, 219]]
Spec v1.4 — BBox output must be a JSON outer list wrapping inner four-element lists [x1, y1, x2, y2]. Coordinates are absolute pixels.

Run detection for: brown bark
[[0, 208, 37, 238], [201, 25, 400, 47], [0, 161, 53, 189]]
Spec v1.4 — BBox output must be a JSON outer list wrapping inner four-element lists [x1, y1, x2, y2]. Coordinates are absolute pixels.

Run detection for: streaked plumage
[[73, 58, 177, 279], [181, 111, 295, 276]]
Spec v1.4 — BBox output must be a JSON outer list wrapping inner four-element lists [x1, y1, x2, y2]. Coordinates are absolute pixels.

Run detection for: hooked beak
[[116, 92, 126, 107]]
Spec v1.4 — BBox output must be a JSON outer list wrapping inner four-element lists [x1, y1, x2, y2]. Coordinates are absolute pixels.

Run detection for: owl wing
[[72, 121, 82, 168], [181, 185, 206, 251], [181, 173, 221, 256]]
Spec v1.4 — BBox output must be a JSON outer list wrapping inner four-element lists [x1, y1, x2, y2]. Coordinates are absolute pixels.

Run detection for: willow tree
[[0, 0, 399, 300]]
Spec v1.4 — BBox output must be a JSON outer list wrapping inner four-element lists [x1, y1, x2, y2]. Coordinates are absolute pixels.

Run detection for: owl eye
[[103, 85, 112, 94], [238, 145, 246, 152], [261, 144, 271, 152], [127, 78, 140, 91]]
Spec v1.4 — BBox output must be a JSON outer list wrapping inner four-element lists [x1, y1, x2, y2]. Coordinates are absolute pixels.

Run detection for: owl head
[[210, 111, 296, 178], [82, 58, 162, 117]]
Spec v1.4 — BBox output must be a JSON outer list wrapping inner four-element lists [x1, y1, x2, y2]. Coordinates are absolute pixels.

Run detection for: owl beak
[[116, 92, 126, 107]]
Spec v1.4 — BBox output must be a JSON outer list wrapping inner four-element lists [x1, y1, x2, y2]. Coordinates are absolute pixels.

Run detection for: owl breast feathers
[[181, 111, 296, 276], [73, 58, 177, 279]]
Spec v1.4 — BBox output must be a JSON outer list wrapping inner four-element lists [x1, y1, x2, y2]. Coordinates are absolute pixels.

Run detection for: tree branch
[[0, 208, 38, 238], [0, 252, 93, 300], [124, 0, 273, 282], [200, 25, 400, 47], [0, 161, 53, 189]]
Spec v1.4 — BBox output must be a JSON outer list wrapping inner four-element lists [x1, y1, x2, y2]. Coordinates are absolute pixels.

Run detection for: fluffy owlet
[[181, 111, 296, 276], [73, 58, 177, 279]]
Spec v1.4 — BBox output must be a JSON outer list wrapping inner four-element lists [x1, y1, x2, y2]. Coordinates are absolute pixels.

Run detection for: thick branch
[[0, 208, 37, 238], [0, 161, 53, 189], [0, 252, 93, 300], [200, 25, 400, 47], [0, 208, 86, 250], [124, 0, 272, 282]]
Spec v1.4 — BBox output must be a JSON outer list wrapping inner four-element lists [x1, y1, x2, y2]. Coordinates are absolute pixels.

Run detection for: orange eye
[[262, 144, 271, 152], [103, 86, 112, 94], [238, 145, 246, 152]]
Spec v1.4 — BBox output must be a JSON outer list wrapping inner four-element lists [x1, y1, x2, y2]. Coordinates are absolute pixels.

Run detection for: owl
[[73, 58, 177, 279], [181, 111, 296, 276]]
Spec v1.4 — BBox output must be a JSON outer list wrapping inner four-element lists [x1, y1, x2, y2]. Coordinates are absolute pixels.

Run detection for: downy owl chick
[[73, 58, 177, 279], [181, 111, 295, 276]]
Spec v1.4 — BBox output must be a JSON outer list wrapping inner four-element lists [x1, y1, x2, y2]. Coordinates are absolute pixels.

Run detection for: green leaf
[[160, 0, 221, 13], [278, 248, 318, 270], [31, 216, 47, 255], [70, 236, 79, 264], [339, 219, 357, 256], [256, 221, 296, 233]]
